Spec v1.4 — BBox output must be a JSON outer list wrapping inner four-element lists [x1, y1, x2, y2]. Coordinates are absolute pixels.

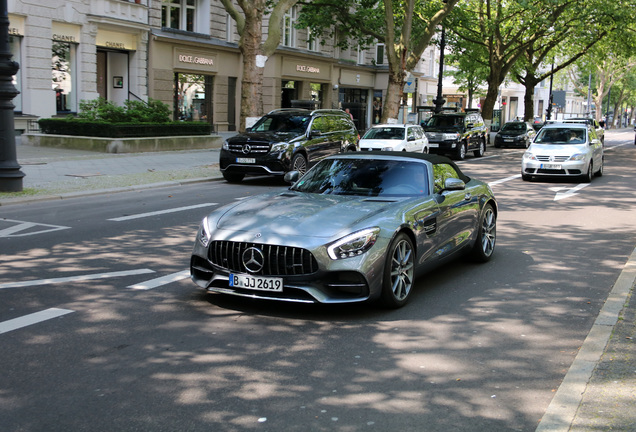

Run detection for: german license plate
[[504, 139, 513, 142], [229, 273, 283, 292], [428, 143, 439, 148], [236, 158, 256, 163], [541, 163, 562, 169]]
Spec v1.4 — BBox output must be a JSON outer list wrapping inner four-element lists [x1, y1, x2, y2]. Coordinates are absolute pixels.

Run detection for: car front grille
[[536, 155, 569, 162], [208, 241, 319, 276], [226, 142, 271, 154]]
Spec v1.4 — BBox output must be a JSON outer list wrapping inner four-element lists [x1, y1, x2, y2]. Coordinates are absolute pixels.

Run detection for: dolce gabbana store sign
[[173, 48, 218, 73], [282, 58, 330, 80]]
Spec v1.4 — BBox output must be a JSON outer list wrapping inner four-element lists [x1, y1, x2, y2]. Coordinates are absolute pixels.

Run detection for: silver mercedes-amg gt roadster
[[191, 152, 497, 308]]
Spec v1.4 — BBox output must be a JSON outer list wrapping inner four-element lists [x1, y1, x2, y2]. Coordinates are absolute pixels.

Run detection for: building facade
[[8, 0, 588, 135]]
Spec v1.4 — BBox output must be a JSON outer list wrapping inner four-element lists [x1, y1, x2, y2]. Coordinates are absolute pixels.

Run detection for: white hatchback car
[[360, 124, 429, 153], [522, 123, 603, 182]]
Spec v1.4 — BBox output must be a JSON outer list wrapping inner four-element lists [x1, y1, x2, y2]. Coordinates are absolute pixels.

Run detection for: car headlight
[[523, 151, 537, 161], [443, 133, 460, 141], [198, 216, 212, 247], [569, 153, 586, 161], [271, 142, 289, 153], [222, 141, 229, 150], [327, 227, 380, 260]]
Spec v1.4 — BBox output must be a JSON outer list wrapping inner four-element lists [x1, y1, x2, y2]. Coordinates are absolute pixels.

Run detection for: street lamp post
[[432, 25, 446, 114], [0, 0, 23, 192]]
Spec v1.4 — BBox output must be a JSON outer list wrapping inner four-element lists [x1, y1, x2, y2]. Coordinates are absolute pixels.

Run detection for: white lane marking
[[127, 270, 190, 291], [0, 219, 70, 238], [489, 174, 521, 186], [550, 183, 589, 201], [0, 308, 74, 335], [0, 269, 155, 290], [108, 203, 218, 222]]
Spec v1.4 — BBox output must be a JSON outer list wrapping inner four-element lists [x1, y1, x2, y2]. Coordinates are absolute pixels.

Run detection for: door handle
[[464, 193, 472, 201]]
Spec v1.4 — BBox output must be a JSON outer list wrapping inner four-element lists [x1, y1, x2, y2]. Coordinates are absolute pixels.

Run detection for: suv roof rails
[[310, 109, 348, 116], [267, 108, 311, 114]]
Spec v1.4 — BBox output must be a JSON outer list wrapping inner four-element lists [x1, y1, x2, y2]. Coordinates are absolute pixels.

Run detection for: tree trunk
[[522, 76, 541, 122], [382, 67, 405, 122], [238, 9, 264, 131], [481, 82, 499, 123]]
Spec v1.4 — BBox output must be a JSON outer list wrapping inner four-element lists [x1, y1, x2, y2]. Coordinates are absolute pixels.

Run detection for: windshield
[[502, 123, 526, 132], [362, 127, 406, 140], [290, 158, 429, 197], [535, 128, 586, 144], [251, 114, 311, 133], [424, 116, 463, 128]]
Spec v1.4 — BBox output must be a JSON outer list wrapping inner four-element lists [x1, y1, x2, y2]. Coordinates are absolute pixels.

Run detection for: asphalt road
[[1, 131, 635, 431]]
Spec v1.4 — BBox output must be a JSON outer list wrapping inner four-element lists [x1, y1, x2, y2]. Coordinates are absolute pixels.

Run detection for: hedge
[[37, 118, 213, 138]]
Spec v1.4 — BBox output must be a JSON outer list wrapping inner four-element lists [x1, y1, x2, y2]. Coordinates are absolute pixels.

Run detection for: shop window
[[174, 73, 213, 124], [357, 47, 365, 65], [52, 41, 77, 113], [226, 13, 234, 43], [283, 7, 297, 47], [162, 0, 196, 32]]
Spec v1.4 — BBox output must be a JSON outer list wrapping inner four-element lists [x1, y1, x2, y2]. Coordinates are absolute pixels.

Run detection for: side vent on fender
[[423, 218, 437, 236]]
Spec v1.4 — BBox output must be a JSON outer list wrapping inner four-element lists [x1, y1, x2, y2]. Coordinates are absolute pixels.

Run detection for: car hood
[[360, 139, 405, 148], [214, 190, 400, 239], [497, 130, 526, 137], [528, 143, 589, 155], [227, 131, 303, 143]]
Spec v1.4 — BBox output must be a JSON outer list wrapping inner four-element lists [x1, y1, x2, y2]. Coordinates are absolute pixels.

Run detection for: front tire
[[380, 233, 415, 309], [291, 153, 308, 176], [582, 162, 593, 183], [469, 203, 496, 262], [455, 142, 467, 160]]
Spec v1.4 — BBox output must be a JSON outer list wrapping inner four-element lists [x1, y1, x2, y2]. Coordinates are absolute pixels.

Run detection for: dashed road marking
[[127, 270, 190, 290], [0, 308, 74, 335], [0, 269, 155, 290], [107, 203, 218, 222]]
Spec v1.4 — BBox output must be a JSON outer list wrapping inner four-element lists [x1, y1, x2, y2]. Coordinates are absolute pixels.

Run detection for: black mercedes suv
[[220, 108, 359, 182], [421, 112, 487, 160]]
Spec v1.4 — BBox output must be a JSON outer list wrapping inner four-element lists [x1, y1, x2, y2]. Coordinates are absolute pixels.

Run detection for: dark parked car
[[220, 108, 359, 182], [191, 152, 497, 308], [422, 112, 488, 160], [494, 121, 536, 148]]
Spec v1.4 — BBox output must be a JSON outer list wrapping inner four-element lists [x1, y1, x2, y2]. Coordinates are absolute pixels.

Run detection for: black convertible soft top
[[335, 151, 471, 184]]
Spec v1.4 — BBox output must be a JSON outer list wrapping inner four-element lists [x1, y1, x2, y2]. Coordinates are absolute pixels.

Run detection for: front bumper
[[190, 230, 389, 304], [220, 150, 289, 176], [522, 160, 586, 176]]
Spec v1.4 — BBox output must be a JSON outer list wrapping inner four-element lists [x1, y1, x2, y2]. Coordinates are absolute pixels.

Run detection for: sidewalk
[[1, 133, 635, 431]]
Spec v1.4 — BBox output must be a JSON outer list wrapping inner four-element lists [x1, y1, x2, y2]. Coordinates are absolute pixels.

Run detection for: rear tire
[[473, 138, 486, 157], [469, 203, 496, 262], [380, 233, 415, 309]]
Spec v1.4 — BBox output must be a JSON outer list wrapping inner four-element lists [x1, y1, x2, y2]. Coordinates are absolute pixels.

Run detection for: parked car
[[219, 108, 359, 182], [359, 124, 429, 153], [421, 112, 487, 160], [521, 123, 604, 182], [191, 152, 497, 308], [493, 121, 536, 148], [561, 117, 604, 144]]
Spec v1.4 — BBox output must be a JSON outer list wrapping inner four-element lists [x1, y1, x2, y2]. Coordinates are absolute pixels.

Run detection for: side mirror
[[408, 136, 416, 141], [245, 126, 253, 132], [284, 170, 300, 184], [442, 178, 466, 192]]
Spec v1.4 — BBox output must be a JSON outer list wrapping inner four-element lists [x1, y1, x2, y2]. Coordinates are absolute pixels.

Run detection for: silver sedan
[[191, 153, 497, 308]]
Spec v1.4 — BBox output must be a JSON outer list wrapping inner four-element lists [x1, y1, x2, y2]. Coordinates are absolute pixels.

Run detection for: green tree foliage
[[297, 0, 458, 122]]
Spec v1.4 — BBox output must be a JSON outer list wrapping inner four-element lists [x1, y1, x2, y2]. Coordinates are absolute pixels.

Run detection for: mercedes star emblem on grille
[[242, 144, 251, 154], [242, 247, 265, 273]]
